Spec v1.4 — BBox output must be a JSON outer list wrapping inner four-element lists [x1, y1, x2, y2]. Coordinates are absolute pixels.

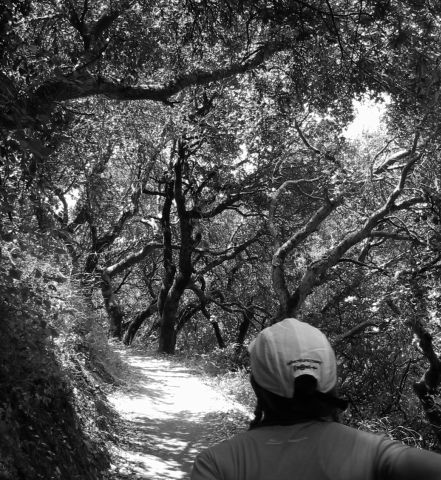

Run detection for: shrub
[[0, 237, 113, 479]]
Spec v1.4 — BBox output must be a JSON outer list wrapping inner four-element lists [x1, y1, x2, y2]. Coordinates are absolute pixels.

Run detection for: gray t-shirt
[[191, 421, 410, 480]]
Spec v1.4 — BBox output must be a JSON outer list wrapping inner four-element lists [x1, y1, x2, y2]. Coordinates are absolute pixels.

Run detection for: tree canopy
[[2, 0, 441, 452]]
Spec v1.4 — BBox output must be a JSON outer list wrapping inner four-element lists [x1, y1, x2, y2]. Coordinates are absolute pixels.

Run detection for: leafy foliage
[[0, 233, 118, 479], [2, 0, 441, 460]]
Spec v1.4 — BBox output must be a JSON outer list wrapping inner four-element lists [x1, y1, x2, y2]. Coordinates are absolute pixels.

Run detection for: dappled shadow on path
[[108, 347, 250, 479], [113, 411, 222, 479]]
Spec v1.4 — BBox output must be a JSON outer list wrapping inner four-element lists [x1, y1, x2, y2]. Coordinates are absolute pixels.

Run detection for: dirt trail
[[107, 347, 250, 480]]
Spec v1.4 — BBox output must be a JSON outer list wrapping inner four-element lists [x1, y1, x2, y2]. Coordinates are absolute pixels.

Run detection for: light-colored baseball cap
[[248, 318, 337, 398]]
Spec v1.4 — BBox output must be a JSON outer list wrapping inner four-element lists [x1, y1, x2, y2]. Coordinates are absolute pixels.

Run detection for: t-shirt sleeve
[[374, 435, 411, 479], [376, 438, 441, 480], [319, 423, 412, 480], [191, 449, 222, 480]]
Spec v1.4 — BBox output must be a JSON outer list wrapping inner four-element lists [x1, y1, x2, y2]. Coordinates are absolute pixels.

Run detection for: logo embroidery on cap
[[287, 359, 322, 372]]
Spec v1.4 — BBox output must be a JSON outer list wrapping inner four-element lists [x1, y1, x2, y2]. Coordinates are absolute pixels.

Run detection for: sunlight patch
[[111, 450, 187, 479], [108, 349, 251, 479]]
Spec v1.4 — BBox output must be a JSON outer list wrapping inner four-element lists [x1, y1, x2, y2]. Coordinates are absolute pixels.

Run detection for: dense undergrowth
[[0, 232, 124, 479], [171, 341, 437, 451], [185, 345, 255, 411], [1, 214, 437, 479]]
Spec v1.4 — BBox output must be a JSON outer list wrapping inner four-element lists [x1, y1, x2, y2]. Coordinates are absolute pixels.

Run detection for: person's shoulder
[[199, 426, 272, 457], [209, 428, 258, 450], [192, 429, 269, 480], [320, 421, 390, 446], [322, 421, 379, 435]]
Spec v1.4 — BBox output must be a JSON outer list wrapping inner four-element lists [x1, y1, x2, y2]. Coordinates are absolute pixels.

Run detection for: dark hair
[[249, 375, 348, 430]]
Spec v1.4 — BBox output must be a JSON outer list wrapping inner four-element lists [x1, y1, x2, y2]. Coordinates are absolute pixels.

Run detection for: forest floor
[[106, 346, 251, 479]]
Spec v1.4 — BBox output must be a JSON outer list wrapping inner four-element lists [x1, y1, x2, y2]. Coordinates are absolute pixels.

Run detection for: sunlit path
[[107, 347, 250, 479]]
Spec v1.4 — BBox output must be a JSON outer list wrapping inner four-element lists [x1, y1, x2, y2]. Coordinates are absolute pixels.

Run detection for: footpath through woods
[[107, 347, 251, 479]]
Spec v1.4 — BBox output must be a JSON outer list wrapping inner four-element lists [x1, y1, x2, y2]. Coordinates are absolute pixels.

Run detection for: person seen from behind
[[191, 318, 441, 480]]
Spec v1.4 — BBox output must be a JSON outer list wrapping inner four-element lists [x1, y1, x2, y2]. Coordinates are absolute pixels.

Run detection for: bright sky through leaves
[[344, 97, 388, 139]]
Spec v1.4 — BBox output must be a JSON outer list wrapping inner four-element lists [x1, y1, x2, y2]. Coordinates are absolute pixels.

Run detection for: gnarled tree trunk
[[101, 271, 123, 339], [387, 291, 441, 446], [123, 300, 158, 345], [158, 150, 195, 353], [211, 321, 225, 349], [237, 307, 253, 348], [158, 285, 183, 354]]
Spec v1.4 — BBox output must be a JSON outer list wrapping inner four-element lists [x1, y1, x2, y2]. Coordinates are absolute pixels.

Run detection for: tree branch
[[32, 42, 280, 106], [321, 241, 371, 314], [269, 177, 321, 239], [287, 154, 420, 315], [338, 257, 389, 274], [374, 150, 412, 175], [272, 197, 341, 312], [272, 197, 341, 268], [188, 193, 244, 219], [199, 233, 261, 275], [374, 132, 420, 174], [334, 320, 382, 343], [369, 231, 425, 246], [105, 242, 162, 277], [294, 120, 340, 166], [386, 298, 441, 395]]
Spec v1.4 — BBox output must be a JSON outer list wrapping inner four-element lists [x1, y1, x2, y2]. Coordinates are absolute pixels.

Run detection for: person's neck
[[258, 410, 332, 427]]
